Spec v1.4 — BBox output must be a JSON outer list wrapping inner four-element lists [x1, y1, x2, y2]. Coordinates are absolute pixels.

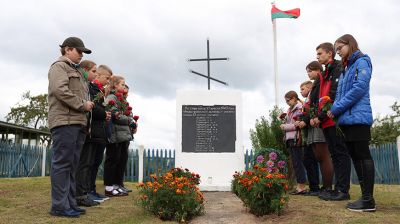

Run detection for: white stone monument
[[175, 90, 244, 191]]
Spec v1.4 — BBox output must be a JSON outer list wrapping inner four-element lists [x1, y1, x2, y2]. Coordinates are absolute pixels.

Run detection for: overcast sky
[[0, 0, 399, 149]]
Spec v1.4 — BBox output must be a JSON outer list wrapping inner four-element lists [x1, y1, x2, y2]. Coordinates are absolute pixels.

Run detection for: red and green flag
[[271, 5, 300, 20]]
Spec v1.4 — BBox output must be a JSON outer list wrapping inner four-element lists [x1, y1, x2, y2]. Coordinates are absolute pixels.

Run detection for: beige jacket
[[47, 56, 89, 130]]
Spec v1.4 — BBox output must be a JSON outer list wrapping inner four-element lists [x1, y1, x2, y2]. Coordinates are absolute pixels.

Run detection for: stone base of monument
[[176, 90, 244, 191]]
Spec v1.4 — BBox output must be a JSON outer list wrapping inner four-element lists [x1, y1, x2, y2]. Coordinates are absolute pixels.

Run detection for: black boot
[[347, 160, 364, 206], [347, 159, 376, 212]]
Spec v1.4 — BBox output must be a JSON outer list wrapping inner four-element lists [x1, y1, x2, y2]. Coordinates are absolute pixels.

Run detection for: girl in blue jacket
[[328, 34, 376, 212]]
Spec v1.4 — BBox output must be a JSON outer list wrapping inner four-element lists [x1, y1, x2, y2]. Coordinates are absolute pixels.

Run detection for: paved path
[[190, 192, 272, 224]]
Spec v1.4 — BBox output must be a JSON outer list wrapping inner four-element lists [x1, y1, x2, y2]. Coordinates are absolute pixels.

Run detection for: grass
[[0, 177, 400, 223], [265, 184, 400, 224], [0, 177, 174, 224]]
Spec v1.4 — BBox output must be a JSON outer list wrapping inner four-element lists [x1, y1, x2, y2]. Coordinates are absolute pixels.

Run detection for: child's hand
[[298, 121, 306, 129], [313, 118, 321, 126], [279, 124, 285, 130], [114, 112, 121, 120], [105, 111, 111, 121], [84, 101, 94, 111], [327, 111, 334, 119]]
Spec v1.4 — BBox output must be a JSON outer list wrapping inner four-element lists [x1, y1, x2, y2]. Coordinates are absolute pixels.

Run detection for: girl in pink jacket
[[280, 91, 307, 194]]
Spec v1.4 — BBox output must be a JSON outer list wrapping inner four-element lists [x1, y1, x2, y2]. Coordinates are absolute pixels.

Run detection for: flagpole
[[272, 17, 279, 107]]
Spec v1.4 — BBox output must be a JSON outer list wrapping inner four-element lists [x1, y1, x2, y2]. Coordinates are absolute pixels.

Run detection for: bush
[[138, 168, 204, 223], [232, 151, 289, 216]]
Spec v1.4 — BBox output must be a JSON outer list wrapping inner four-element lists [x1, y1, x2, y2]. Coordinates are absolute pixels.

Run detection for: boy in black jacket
[[76, 64, 112, 206]]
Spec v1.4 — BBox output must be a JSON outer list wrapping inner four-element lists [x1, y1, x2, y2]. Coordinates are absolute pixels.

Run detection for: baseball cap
[[59, 37, 92, 54]]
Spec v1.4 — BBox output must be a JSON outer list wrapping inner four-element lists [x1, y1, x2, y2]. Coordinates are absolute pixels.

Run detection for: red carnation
[[115, 92, 123, 98], [279, 113, 287, 120], [133, 115, 139, 121], [127, 106, 132, 110], [108, 100, 116, 106]]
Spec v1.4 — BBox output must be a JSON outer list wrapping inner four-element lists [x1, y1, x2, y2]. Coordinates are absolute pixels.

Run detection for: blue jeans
[[50, 125, 86, 211]]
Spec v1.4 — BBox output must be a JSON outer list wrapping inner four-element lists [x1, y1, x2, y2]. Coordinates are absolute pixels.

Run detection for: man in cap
[[48, 37, 94, 218]]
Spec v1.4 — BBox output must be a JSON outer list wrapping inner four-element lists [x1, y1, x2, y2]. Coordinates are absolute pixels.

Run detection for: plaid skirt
[[307, 127, 326, 145]]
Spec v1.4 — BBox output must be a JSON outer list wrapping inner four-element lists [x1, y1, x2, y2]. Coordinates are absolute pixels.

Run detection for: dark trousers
[[287, 141, 307, 184], [104, 141, 129, 186], [303, 145, 320, 191], [76, 142, 98, 197], [323, 126, 351, 193], [50, 125, 86, 211], [117, 141, 130, 186], [90, 143, 106, 193]]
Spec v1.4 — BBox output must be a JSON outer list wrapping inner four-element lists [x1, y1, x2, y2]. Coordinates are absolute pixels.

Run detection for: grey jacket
[[48, 56, 89, 130], [105, 93, 133, 143]]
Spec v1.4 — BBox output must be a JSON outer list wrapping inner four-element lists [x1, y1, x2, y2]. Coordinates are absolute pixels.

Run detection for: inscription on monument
[[182, 105, 236, 153]]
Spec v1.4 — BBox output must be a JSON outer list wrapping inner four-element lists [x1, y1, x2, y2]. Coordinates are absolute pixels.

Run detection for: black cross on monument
[[188, 39, 229, 90]]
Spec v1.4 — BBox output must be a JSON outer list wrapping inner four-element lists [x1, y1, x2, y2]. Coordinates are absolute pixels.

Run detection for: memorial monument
[[175, 40, 244, 191]]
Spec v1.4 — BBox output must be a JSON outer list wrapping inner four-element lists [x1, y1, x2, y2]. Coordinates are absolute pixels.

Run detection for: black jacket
[[86, 82, 108, 144]]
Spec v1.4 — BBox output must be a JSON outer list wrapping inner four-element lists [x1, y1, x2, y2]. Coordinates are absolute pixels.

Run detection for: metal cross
[[188, 39, 229, 90]]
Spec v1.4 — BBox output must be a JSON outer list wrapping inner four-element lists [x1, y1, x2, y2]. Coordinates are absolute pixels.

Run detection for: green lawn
[[0, 177, 174, 224], [0, 177, 400, 223]]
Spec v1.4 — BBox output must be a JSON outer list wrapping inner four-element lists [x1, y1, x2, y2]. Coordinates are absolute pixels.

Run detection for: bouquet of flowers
[[319, 96, 344, 136], [292, 110, 307, 147]]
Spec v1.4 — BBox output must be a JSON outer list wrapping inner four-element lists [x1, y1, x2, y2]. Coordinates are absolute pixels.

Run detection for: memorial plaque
[[182, 105, 236, 153]]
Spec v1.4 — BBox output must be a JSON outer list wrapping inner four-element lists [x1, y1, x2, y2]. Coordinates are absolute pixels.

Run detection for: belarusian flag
[[271, 5, 300, 20]]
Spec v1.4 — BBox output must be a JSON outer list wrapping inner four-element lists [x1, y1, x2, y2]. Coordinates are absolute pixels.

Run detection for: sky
[[0, 0, 399, 149]]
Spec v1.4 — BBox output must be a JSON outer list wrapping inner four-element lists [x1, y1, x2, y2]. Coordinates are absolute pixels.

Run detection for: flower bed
[[232, 151, 289, 216], [138, 168, 204, 223]]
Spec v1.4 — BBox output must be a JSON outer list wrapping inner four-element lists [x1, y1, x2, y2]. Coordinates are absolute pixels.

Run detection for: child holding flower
[[103, 75, 134, 196], [280, 91, 307, 194], [302, 62, 335, 198], [296, 81, 321, 195]]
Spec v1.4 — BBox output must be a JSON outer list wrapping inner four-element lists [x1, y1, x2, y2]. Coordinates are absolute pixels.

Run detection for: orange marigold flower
[[266, 174, 273, 179], [138, 182, 145, 187], [153, 188, 158, 193], [146, 182, 153, 188], [176, 189, 182, 194]]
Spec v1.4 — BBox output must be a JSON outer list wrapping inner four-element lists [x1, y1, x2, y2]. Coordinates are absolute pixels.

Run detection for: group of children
[[280, 34, 376, 212], [48, 37, 138, 218]]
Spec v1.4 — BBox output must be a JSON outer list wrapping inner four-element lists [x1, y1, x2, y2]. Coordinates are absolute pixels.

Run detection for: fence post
[[138, 145, 144, 182], [397, 136, 400, 175], [41, 146, 47, 177]]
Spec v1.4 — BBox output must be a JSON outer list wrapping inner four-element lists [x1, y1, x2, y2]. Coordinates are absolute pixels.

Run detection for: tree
[[371, 101, 400, 145], [250, 106, 286, 154], [6, 91, 48, 129], [5, 91, 50, 145], [250, 106, 296, 187]]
